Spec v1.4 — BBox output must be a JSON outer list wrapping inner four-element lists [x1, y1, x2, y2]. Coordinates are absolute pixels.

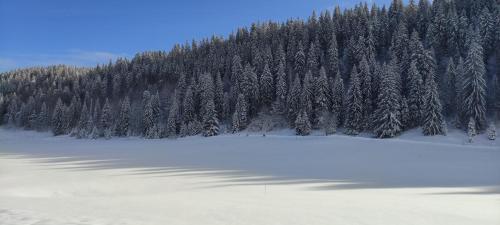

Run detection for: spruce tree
[[52, 98, 65, 136], [166, 95, 180, 137], [462, 31, 487, 131], [101, 98, 113, 139], [331, 71, 344, 125], [422, 74, 445, 136], [406, 60, 424, 128], [359, 56, 373, 130], [295, 110, 311, 136], [116, 97, 131, 137], [37, 102, 49, 131], [344, 66, 363, 135], [259, 63, 274, 107], [373, 63, 402, 138], [273, 61, 287, 114], [313, 67, 330, 128], [287, 76, 302, 125], [202, 98, 219, 137], [232, 94, 248, 132]]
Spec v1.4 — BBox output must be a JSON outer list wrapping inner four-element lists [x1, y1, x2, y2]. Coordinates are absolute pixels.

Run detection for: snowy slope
[[0, 128, 499, 225]]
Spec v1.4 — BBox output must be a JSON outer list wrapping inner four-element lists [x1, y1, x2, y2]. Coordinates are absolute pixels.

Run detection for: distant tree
[[344, 66, 363, 135], [115, 97, 130, 137], [52, 98, 65, 136], [295, 110, 311, 136]]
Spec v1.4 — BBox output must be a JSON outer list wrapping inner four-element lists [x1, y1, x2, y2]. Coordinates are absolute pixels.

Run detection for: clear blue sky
[[0, 0, 393, 72]]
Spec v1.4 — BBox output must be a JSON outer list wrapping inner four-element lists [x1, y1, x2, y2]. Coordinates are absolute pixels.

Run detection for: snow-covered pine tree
[[406, 60, 424, 128], [76, 103, 90, 138], [202, 98, 219, 137], [166, 91, 180, 137], [294, 42, 306, 79], [467, 117, 476, 143], [214, 72, 224, 119], [287, 76, 302, 126], [359, 56, 373, 130], [259, 63, 273, 107], [273, 60, 287, 114], [344, 65, 363, 135], [182, 84, 195, 125], [295, 109, 311, 136], [52, 98, 65, 136], [151, 91, 161, 126], [313, 67, 330, 128], [462, 30, 487, 131], [422, 73, 445, 136], [331, 71, 344, 125], [116, 96, 130, 137], [443, 58, 457, 116], [373, 63, 402, 138], [36, 102, 49, 131], [326, 33, 339, 77], [307, 41, 319, 75], [400, 97, 410, 130], [232, 94, 248, 132], [487, 122, 496, 140], [101, 98, 113, 139], [143, 96, 155, 139]]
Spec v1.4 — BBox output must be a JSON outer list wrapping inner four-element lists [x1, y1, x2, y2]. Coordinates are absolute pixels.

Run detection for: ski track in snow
[[0, 128, 499, 225]]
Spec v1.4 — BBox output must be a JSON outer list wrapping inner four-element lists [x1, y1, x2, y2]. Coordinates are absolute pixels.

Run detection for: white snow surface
[[0, 128, 499, 225]]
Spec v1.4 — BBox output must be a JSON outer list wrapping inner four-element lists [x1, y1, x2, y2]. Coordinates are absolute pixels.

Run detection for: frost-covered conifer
[[344, 66, 363, 135], [295, 110, 311, 136]]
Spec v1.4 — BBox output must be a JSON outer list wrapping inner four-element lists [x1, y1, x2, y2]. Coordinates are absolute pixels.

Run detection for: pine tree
[[273, 61, 287, 114], [182, 84, 195, 124], [326, 33, 339, 77], [259, 63, 274, 107], [37, 102, 49, 131], [422, 74, 445, 136], [294, 42, 306, 78], [214, 72, 224, 119], [202, 98, 219, 137], [287, 76, 302, 125], [232, 94, 248, 132], [359, 56, 373, 130], [331, 71, 344, 124], [166, 91, 180, 137], [373, 63, 402, 138], [443, 58, 457, 116], [406, 60, 424, 128], [344, 66, 363, 135], [76, 103, 90, 138], [400, 97, 410, 130], [143, 97, 155, 138], [101, 98, 113, 139], [151, 91, 161, 126], [295, 110, 311, 136], [462, 31, 487, 131], [313, 67, 330, 128], [52, 98, 65, 136], [116, 96, 130, 137]]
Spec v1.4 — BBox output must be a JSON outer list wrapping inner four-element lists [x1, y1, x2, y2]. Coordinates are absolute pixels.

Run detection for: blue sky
[[0, 0, 393, 72]]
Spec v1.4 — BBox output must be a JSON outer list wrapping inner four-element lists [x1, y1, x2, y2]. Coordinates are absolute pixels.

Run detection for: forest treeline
[[0, 0, 498, 140]]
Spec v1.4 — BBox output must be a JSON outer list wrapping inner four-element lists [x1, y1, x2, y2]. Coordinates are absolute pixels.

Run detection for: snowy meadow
[[0, 128, 499, 225]]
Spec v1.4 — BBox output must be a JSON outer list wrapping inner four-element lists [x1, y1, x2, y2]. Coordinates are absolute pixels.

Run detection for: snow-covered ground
[[0, 128, 499, 225]]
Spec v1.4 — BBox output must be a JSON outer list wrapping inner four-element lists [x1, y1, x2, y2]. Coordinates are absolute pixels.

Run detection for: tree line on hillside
[[0, 0, 498, 141]]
